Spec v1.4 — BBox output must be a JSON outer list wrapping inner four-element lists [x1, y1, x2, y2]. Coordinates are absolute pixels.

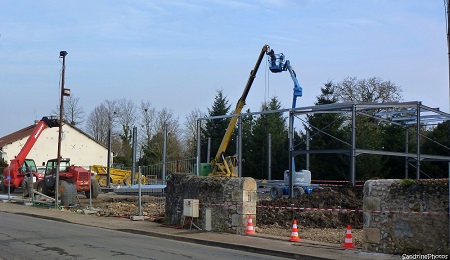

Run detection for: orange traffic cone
[[343, 225, 356, 249], [245, 215, 255, 235], [289, 219, 301, 242]]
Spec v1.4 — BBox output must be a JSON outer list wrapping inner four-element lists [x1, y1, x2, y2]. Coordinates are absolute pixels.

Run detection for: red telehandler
[[2, 116, 59, 194]]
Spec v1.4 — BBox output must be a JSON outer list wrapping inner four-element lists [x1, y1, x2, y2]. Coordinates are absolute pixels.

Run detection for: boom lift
[[2, 117, 59, 194], [267, 49, 303, 173], [209, 44, 272, 177], [266, 49, 316, 198]]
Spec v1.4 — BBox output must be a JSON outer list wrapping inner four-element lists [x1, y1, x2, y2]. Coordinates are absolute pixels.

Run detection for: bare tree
[[146, 108, 182, 163], [114, 99, 138, 164], [84, 99, 118, 146], [52, 94, 85, 125], [140, 101, 156, 148], [333, 77, 403, 103], [183, 108, 206, 157], [85, 104, 109, 145]]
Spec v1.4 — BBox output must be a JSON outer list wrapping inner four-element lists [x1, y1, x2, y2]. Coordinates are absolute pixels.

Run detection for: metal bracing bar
[[357, 111, 405, 127], [392, 115, 448, 122], [297, 116, 351, 147], [374, 109, 416, 116]]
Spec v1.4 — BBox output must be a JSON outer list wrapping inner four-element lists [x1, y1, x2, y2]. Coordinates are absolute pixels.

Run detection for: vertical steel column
[[306, 129, 310, 170], [416, 104, 421, 179], [107, 128, 111, 187], [405, 128, 409, 179], [162, 124, 167, 184], [131, 127, 137, 185], [196, 120, 201, 176], [288, 110, 294, 198], [238, 116, 242, 177], [350, 105, 356, 186], [348, 105, 356, 185], [138, 166, 142, 216], [207, 137, 211, 163], [268, 133, 272, 180]]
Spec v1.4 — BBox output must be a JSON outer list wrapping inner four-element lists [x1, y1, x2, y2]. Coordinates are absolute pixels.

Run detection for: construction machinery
[[90, 164, 147, 187], [265, 48, 317, 198], [36, 158, 100, 206], [2, 116, 59, 194], [208, 44, 272, 177]]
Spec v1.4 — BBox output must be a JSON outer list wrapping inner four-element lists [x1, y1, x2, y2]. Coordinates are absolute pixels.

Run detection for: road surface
[[0, 212, 287, 260]]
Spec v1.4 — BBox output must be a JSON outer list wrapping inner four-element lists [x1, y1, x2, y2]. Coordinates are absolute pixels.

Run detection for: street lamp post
[[56, 51, 70, 209]]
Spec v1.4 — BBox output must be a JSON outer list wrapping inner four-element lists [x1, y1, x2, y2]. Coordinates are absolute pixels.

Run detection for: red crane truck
[[2, 117, 59, 194]]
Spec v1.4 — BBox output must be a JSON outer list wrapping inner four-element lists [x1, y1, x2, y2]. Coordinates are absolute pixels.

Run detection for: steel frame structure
[[196, 101, 450, 186]]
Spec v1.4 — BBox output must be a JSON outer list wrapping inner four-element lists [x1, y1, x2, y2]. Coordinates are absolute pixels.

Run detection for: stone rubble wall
[[363, 179, 449, 254], [165, 172, 257, 234]]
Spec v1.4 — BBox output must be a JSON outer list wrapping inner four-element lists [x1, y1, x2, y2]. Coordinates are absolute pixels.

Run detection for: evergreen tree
[[302, 82, 348, 180], [240, 108, 255, 176], [245, 97, 288, 180], [420, 121, 450, 178], [379, 123, 408, 179], [202, 90, 232, 163]]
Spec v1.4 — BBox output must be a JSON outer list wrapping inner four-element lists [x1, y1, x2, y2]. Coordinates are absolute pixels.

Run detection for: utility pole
[[56, 51, 70, 209]]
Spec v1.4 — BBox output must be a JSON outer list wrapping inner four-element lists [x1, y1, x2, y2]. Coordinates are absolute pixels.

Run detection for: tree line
[[54, 76, 450, 181]]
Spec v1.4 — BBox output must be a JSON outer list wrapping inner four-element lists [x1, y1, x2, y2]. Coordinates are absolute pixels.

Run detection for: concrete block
[[130, 216, 146, 221]]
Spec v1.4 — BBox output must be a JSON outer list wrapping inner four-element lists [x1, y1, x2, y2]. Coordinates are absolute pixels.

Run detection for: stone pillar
[[165, 173, 257, 234], [363, 179, 449, 254]]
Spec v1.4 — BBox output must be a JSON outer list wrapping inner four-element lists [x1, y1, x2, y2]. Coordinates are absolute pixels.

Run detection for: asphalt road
[[0, 212, 288, 260]]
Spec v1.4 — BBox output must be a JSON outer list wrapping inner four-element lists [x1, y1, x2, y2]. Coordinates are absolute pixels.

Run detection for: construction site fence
[[76, 158, 197, 186]]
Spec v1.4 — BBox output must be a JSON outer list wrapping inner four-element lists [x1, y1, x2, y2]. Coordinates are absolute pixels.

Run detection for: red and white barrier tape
[[256, 205, 448, 215], [198, 202, 448, 215], [317, 184, 363, 187], [311, 180, 365, 183]]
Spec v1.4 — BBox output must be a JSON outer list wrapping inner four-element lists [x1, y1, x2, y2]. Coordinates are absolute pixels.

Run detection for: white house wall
[[2, 125, 110, 168]]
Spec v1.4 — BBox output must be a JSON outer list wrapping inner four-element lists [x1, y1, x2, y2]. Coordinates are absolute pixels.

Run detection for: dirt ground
[[74, 185, 364, 247]]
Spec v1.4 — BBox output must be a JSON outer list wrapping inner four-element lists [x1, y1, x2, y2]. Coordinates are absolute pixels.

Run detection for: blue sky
[[0, 0, 447, 137]]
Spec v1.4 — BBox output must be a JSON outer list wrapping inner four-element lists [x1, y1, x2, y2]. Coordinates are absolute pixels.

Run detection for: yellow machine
[[209, 45, 271, 177], [91, 165, 147, 187]]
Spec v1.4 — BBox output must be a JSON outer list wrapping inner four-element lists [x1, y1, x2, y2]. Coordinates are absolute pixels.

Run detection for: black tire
[[36, 181, 49, 195], [293, 187, 304, 198], [85, 179, 100, 199], [0, 183, 6, 194], [21, 180, 29, 197], [270, 186, 282, 199], [59, 180, 77, 207], [2, 182, 15, 194]]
